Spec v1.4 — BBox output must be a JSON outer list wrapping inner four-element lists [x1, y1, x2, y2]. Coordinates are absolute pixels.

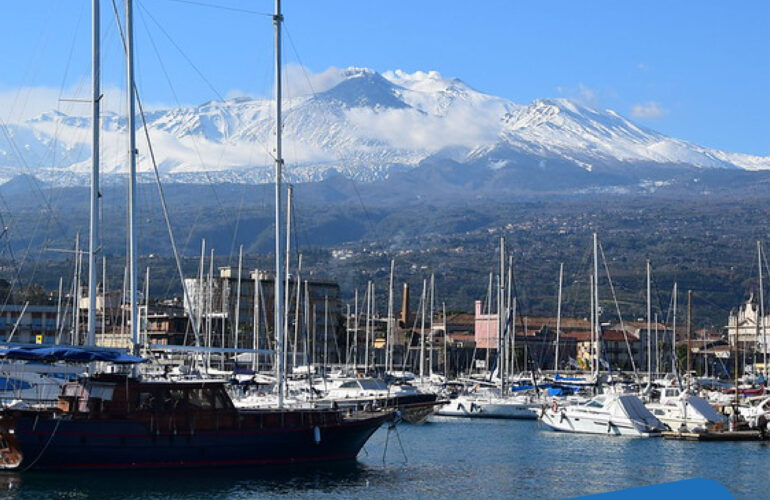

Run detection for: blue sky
[[0, 0, 768, 155]]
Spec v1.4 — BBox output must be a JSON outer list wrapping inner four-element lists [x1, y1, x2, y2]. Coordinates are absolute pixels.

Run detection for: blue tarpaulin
[[0, 346, 147, 364]]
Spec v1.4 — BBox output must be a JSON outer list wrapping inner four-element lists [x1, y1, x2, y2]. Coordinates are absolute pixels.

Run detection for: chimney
[[475, 300, 483, 317], [399, 282, 410, 327]]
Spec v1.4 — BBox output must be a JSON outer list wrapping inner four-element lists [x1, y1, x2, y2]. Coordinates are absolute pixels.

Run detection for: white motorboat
[[540, 394, 665, 437], [314, 377, 441, 424], [738, 396, 770, 428], [436, 391, 540, 420], [646, 387, 727, 431]]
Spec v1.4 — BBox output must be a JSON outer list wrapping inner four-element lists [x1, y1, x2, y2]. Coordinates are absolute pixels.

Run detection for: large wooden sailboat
[[0, 0, 390, 470]]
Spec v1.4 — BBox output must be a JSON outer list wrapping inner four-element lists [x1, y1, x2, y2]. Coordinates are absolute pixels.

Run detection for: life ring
[[551, 400, 558, 412]]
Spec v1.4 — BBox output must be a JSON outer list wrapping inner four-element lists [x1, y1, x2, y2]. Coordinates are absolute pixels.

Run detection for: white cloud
[[345, 104, 499, 152], [630, 101, 667, 119], [0, 82, 162, 124], [556, 83, 598, 107], [637, 62, 649, 71], [282, 64, 347, 98]]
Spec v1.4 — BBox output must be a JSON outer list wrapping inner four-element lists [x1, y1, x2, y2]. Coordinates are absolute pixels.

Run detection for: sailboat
[[539, 234, 664, 436], [642, 276, 726, 431], [0, 0, 389, 470], [436, 237, 540, 420]]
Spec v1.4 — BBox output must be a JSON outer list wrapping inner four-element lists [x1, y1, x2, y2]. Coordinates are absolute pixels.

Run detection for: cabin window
[[359, 379, 388, 391], [158, 389, 185, 410], [187, 387, 214, 409], [214, 390, 230, 409], [138, 392, 156, 410], [340, 381, 359, 389]]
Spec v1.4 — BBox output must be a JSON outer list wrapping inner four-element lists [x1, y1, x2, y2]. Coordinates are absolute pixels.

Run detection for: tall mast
[[589, 272, 594, 374], [646, 259, 651, 381], [386, 259, 394, 373], [272, 0, 285, 407], [283, 185, 292, 375], [291, 255, 302, 370], [353, 288, 358, 372], [554, 263, 563, 373], [419, 278, 426, 383], [442, 301, 447, 377], [499, 236, 505, 396], [672, 282, 677, 377], [429, 273, 435, 378], [87, 0, 100, 346], [345, 303, 350, 370], [687, 290, 692, 391], [593, 232, 599, 378], [365, 282, 371, 373], [125, 0, 139, 357], [756, 241, 767, 378], [234, 245, 243, 351]]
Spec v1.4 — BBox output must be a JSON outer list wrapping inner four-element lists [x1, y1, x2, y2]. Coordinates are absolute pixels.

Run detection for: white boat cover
[[686, 394, 726, 422]]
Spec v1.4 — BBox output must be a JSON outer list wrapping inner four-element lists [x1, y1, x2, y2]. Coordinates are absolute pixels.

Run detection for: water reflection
[[0, 422, 767, 500], [0, 460, 389, 500]]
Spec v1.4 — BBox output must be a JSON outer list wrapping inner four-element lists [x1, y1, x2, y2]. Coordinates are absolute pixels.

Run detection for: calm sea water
[[0, 418, 767, 499]]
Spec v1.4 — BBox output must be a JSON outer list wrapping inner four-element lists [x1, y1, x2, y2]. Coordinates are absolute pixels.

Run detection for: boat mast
[[292, 255, 302, 370], [687, 290, 692, 392], [647, 259, 651, 382], [499, 236, 505, 397], [429, 272, 435, 378], [87, 0, 100, 347], [554, 262, 563, 373], [756, 240, 767, 378], [589, 271, 594, 374], [353, 288, 358, 372], [672, 282, 677, 378], [273, 0, 285, 407], [365, 281, 371, 373], [593, 232, 599, 379], [125, 0, 139, 358], [345, 303, 350, 371], [232, 245, 242, 353], [442, 301, 447, 377], [283, 185, 292, 375], [506, 254, 512, 378], [386, 259, 394, 373], [419, 278, 426, 383]]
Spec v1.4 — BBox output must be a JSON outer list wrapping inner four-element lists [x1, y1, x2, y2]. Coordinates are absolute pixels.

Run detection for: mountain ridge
[[0, 67, 767, 188]]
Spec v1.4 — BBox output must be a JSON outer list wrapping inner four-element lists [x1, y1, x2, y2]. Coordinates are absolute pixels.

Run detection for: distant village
[[1, 266, 766, 377]]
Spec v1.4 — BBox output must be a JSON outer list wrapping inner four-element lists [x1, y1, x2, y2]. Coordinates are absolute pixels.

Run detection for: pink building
[[474, 300, 499, 349]]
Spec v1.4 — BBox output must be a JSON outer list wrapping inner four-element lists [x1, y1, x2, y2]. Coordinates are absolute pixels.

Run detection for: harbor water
[[0, 418, 767, 499]]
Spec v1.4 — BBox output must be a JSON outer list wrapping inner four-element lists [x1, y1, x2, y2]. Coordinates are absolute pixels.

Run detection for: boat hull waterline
[[0, 409, 389, 470]]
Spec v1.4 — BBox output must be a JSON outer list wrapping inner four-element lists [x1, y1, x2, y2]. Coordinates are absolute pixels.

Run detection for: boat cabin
[[57, 375, 235, 418]]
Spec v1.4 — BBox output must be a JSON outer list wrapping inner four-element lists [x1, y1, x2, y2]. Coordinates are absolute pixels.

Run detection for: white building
[[726, 295, 770, 349]]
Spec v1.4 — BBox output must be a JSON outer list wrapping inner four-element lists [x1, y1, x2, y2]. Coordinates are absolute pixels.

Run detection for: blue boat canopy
[[0, 346, 148, 364]]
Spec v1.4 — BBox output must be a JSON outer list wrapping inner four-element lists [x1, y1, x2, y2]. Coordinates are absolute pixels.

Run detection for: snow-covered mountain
[[0, 67, 767, 187]]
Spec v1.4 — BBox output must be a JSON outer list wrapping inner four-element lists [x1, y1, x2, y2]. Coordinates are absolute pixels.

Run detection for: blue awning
[[0, 346, 147, 364]]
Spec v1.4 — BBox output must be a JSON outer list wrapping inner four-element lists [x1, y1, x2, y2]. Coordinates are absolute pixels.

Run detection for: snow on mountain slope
[[474, 98, 750, 171], [0, 67, 767, 187]]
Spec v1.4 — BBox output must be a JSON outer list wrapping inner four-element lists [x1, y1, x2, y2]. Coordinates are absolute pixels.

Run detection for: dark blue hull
[[8, 412, 387, 470]]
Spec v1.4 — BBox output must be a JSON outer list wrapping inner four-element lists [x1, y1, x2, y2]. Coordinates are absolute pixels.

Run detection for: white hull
[[646, 393, 727, 432], [436, 396, 539, 420], [539, 395, 665, 437]]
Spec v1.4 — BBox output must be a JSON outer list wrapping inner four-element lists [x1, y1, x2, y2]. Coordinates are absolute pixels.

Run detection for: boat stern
[[0, 415, 22, 469]]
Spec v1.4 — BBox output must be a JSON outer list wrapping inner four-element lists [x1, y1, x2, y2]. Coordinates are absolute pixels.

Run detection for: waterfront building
[[726, 295, 770, 349]]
